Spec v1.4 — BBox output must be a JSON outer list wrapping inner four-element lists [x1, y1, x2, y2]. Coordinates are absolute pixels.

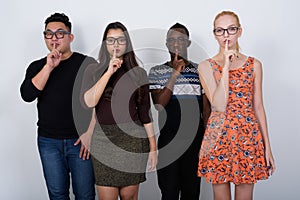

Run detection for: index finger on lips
[[174, 49, 178, 61], [225, 39, 229, 52], [113, 48, 116, 59]]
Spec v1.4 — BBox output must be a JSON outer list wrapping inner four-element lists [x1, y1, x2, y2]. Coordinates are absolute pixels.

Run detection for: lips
[[52, 43, 59, 48], [172, 49, 181, 54]]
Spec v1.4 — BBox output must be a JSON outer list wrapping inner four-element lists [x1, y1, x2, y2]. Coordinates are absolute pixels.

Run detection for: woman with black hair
[[81, 21, 157, 200]]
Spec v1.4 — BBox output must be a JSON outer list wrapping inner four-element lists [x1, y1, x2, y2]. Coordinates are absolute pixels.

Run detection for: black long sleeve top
[[20, 52, 97, 139]]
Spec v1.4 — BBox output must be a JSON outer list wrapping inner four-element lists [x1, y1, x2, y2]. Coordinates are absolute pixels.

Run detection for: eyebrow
[[215, 24, 238, 29], [167, 36, 188, 38], [106, 36, 126, 39], [45, 28, 66, 32]]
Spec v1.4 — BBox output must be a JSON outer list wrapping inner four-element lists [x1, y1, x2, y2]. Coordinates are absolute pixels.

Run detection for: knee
[[119, 190, 138, 200]]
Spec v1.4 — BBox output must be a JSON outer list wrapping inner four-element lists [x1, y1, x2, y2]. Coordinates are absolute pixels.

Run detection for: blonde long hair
[[214, 11, 241, 51]]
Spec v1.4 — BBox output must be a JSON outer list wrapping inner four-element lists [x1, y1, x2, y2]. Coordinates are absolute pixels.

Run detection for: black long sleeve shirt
[[20, 52, 97, 139]]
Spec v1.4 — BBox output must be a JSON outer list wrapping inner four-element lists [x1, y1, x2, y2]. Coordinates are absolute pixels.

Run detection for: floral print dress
[[198, 57, 269, 184]]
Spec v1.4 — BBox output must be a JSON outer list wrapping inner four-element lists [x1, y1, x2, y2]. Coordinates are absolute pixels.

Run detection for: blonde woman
[[198, 11, 275, 200]]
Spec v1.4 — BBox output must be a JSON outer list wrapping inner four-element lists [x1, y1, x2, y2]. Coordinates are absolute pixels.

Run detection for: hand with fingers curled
[[172, 51, 186, 76], [223, 39, 239, 67], [46, 43, 62, 70], [107, 48, 123, 75], [147, 151, 158, 172], [74, 135, 91, 160], [265, 148, 276, 176]]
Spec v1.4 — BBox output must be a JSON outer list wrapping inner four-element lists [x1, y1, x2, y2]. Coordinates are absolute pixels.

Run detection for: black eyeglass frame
[[166, 37, 189, 45], [213, 26, 240, 36], [105, 37, 127, 45], [43, 30, 71, 39]]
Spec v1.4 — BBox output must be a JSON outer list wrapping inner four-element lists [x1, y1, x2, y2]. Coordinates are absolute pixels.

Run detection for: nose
[[173, 40, 180, 47], [51, 34, 58, 40], [113, 41, 119, 47], [223, 29, 229, 37]]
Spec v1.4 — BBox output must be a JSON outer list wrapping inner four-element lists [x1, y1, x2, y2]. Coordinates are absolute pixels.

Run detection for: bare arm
[[253, 59, 275, 175], [198, 41, 235, 112], [198, 60, 228, 112], [150, 71, 178, 109], [32, 64, 55, 90], [32, 46, 62, 90], [143, 122, 158, 171], [151, 52, 185, 110], [84, 71, 113, 108], [84, 49, 123, 108], [211, 65, 229, 112], [201, 94, 211, 128]]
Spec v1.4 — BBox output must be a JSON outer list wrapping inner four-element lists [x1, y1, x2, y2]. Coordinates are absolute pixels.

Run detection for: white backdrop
[[1, 0, 299, 199]]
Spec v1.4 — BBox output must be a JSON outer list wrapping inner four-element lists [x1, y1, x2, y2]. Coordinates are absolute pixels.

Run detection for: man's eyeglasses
[[213, 26, 240, 36], [166, 37, 189, 45], [106, 37, 127, 45], [43, 30, 71, 39]]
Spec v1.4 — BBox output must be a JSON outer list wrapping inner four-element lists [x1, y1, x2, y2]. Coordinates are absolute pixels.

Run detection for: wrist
[[149, 142, 157, 152], [44, 64, 54, 72], [223, 63, 230, 69], [171, 70, 180, 78], [264, 144, 271, 150], [104, 70, 113, 78], [150, 147, 157, 152]]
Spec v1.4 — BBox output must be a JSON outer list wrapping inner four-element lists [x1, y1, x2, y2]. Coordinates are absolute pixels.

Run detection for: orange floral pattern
[[198, 57, 269, 184]]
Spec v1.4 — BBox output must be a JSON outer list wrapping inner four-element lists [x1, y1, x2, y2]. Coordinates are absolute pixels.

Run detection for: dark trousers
[[157, 139, 201, 200]]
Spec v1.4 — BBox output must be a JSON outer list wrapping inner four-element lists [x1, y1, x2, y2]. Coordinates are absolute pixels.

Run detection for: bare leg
[[96, 186, 119, 200], [234, 183, 254, 200], [213, 183, 231, 200], [119, 184, 139, 200]]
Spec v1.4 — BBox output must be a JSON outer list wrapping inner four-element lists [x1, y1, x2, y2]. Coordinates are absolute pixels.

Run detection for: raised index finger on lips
[[113, 48, 117, 59], [225, 39, 229, 52], [174, 49, 179, 62], [111, 48, 119, 68], [51, 43, 61, 57]]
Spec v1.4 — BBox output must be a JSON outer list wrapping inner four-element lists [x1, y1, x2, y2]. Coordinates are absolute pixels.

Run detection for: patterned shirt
[[148, 62, 204, 147], [148, 62, 202, 99]]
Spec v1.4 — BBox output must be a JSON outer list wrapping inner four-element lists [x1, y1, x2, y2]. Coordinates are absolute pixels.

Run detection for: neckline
[[60, 52, 75, 63], [165, 60, 192, 68], [210, 56, 249, 71]]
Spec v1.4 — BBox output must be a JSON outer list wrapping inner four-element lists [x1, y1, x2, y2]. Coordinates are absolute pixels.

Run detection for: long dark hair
[[98, 22, 144, 103]]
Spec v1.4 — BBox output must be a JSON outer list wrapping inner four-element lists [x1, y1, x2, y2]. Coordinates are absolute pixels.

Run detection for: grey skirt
[[90, 121, 150, 187]]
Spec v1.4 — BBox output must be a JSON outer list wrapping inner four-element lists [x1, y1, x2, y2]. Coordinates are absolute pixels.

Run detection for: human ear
[[69, 33, 74, 42], [186, 39, 191, 47], [238, 27, 242, 37]]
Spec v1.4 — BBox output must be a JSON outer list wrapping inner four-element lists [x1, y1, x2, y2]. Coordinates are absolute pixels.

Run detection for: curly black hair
[[44, 13, 72, 31], [167, 22, 189, 38]]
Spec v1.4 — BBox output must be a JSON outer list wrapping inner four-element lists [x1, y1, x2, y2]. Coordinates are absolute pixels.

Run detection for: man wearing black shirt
[[20, 13, 96, 200], [148, 23, 211, 200]]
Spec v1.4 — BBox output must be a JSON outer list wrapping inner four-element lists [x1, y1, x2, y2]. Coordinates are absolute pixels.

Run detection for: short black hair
[[44, 13, 72, 31], [168, 22, 189, 37]]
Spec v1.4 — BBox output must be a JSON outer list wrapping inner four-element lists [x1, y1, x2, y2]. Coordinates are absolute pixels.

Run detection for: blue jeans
[[38, 136, 95, 200]]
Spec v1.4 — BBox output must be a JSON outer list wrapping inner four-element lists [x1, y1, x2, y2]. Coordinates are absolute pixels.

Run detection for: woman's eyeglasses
[[106, 37, 127, 45], [213, 26, 240, 36]]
